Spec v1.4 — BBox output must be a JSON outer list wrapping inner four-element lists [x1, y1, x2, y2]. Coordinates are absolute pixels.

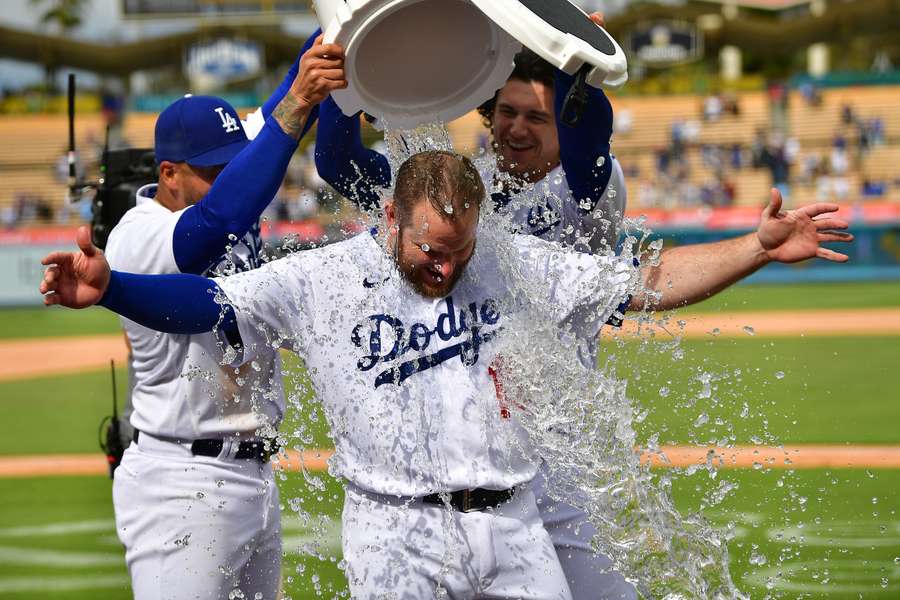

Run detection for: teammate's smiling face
[[492, 79, 560, 184], [388, 199, 478, 299]]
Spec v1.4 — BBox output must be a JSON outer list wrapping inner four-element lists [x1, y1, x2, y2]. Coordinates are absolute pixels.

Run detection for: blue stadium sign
[[627, 21, 703, 67], [185, 39, 263, 82]]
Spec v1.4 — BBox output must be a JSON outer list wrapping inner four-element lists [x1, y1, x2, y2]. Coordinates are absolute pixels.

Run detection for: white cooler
[[313, 0, 628, 129]]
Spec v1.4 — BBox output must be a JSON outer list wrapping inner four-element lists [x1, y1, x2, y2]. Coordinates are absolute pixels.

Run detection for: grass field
[[1, 282, 898, 598]]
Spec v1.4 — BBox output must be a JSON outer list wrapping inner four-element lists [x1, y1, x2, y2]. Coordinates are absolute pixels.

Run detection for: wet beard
[[394, 229, 470, 299]]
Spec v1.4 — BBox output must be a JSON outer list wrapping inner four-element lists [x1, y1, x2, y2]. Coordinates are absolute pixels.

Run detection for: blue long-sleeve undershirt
[[553, 70, 614, 214], [172, 118, 299, 274], [99, 271, 235, 337], [171, 29, 322, 276], [314, 97, 391, 211]]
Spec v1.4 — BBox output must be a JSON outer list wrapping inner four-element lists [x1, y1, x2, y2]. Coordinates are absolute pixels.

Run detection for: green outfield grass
[[675, 280, 900, 313], [608, 334, 900, 445], [1, 469, 896, 598], [0, 306, 120, 340], [2, 334, 897, 457]]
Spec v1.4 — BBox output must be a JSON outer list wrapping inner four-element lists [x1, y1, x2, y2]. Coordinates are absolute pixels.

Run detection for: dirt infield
[[3, 445, 899, 478], [0, 334, 127, 382], [614, 307, 900, 340], [2, 308, 899, 382]]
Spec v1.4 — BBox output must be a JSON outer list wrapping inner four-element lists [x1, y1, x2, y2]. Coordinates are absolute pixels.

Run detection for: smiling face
[[390, 200, 478, 298], [492, 78, 561, 183]]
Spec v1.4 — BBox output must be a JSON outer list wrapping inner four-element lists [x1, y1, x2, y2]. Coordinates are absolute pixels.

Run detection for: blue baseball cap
[[154, 95, 249, 167]]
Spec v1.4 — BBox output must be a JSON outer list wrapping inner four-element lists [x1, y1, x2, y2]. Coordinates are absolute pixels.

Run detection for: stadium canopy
[[605, 0, 900, 58], [0, 22, 306, 78], [1, 0, 898, 78]]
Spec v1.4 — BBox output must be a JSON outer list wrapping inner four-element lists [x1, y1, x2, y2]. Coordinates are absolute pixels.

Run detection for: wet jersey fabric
[[216, 231, 634, 496], [105, 185, 284, 439]]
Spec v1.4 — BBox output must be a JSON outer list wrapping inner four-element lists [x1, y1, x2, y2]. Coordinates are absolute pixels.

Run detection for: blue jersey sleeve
[[314, 96, 391, 211], [173, 118, 299, 274], [554, 70, 614, 213], [172, 29, 324, 275], [99, 271, 237, 337]]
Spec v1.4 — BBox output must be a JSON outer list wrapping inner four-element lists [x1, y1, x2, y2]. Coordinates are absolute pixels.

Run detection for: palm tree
[[30, 0, 85, 33], [29, 0, 87, 91]]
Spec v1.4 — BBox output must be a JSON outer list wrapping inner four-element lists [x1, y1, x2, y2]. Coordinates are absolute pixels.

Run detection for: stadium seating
[[1, 86, 897, 224]]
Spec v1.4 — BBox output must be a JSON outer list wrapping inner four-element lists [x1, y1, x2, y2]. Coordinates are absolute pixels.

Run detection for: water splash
[[260, 121, 772, 597]]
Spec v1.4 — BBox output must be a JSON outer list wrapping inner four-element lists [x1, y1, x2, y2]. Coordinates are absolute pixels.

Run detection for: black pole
[[67, 73, 77, 203]]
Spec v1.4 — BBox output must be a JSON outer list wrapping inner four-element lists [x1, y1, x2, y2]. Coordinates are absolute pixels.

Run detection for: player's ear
[[384, 199, 398, 232], [158, 161, 178, 191]]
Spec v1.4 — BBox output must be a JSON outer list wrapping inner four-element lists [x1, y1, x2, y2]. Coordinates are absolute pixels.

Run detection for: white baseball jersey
[[215, 231, 634, 497], [105, 184, 284, 439], [482, 157, 627, 253]]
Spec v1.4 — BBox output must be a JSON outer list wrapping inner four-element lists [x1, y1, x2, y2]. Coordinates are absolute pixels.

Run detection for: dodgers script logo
[[351, 296, 502, 388]]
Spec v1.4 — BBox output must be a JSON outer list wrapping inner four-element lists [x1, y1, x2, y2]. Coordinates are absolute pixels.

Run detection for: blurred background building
[[0, 0, 898, 292]]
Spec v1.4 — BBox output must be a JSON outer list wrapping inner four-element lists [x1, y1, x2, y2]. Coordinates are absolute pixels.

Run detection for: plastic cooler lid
[[469, 0, 628, 90], [321, 0, 522, 129]]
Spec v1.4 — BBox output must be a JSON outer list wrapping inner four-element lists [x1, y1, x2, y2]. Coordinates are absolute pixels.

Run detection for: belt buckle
[[461, 489, 474, 513]]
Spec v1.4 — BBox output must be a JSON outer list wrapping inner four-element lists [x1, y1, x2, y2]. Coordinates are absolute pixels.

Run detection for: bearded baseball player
[[314, 12, 635, 598], [43, 149, 851, 598], [99, 34, 345, 599]]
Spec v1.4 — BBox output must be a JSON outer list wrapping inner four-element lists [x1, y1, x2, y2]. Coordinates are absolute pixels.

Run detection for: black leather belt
[[422, 487, 517, 513], [133, 430, 279, 463]]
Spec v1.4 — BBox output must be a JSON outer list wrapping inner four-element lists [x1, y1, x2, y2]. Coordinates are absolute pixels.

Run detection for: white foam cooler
[[314, 0, 628, 129]]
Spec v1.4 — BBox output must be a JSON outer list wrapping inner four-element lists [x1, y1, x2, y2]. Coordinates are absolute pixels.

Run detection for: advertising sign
[[627, 20, 703, 67]]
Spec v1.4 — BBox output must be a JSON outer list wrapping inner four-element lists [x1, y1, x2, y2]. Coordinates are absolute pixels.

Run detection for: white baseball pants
[[113, 435, 281, 600], [342, 484, 573, 599]]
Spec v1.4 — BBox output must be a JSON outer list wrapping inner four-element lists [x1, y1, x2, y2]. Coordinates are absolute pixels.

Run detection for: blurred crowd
[[1, 86, 896, 228], [628, 91, 892, 210]]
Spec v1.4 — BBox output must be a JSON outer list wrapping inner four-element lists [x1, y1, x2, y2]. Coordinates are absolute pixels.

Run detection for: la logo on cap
[[215, 107, 240, 133]]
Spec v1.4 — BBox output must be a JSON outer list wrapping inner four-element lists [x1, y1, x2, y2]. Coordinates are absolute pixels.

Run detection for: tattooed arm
[[171, 36, 347, 274]]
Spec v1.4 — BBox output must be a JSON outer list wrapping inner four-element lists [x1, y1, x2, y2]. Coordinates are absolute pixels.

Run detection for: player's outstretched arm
[[630, 189, 854, 312], [314, 97, 391, 211], [42, 227, 236, 335], [173, 36, 348, 275]]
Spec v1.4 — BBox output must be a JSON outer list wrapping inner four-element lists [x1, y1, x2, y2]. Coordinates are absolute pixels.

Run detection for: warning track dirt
[[3, 445, 899, 478]]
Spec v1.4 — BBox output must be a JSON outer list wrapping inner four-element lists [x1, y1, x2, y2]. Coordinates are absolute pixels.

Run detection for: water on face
[[219, 122, 785, 599]]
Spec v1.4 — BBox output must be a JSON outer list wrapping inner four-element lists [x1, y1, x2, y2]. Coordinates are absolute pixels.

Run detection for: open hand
[[40, 226, 111, 308], [757, 188, 853, 264]]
